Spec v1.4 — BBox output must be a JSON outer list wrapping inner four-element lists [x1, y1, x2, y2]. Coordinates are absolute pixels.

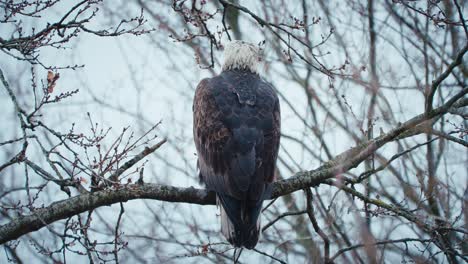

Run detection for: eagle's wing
[[258, 80, 281, 185], [193, 78, 233, 195]]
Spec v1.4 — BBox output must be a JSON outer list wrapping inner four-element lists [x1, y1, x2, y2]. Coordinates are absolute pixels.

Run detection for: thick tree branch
[[0, 184, 215, 245]]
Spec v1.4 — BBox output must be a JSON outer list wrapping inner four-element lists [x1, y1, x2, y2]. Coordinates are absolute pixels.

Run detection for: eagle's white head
[[222, 40, 261, 74]]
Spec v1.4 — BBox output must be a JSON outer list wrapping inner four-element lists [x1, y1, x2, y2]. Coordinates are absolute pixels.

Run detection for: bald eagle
[[193, 41, 281, 249]]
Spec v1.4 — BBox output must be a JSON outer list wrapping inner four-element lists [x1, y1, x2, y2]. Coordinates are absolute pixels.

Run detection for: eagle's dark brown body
[[193, 69, 280, 248]]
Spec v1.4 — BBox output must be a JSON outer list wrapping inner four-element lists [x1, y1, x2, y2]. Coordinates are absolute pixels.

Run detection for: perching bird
[[193, 40, 280, 249]]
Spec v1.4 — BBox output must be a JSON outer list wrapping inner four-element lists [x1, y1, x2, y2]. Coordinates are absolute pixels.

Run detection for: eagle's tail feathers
[[217, 195, 262, 249]]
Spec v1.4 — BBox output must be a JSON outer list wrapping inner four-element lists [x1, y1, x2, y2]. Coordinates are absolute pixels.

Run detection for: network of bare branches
[[0, 0, 153, 69], [0, 0, 467, 263]]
